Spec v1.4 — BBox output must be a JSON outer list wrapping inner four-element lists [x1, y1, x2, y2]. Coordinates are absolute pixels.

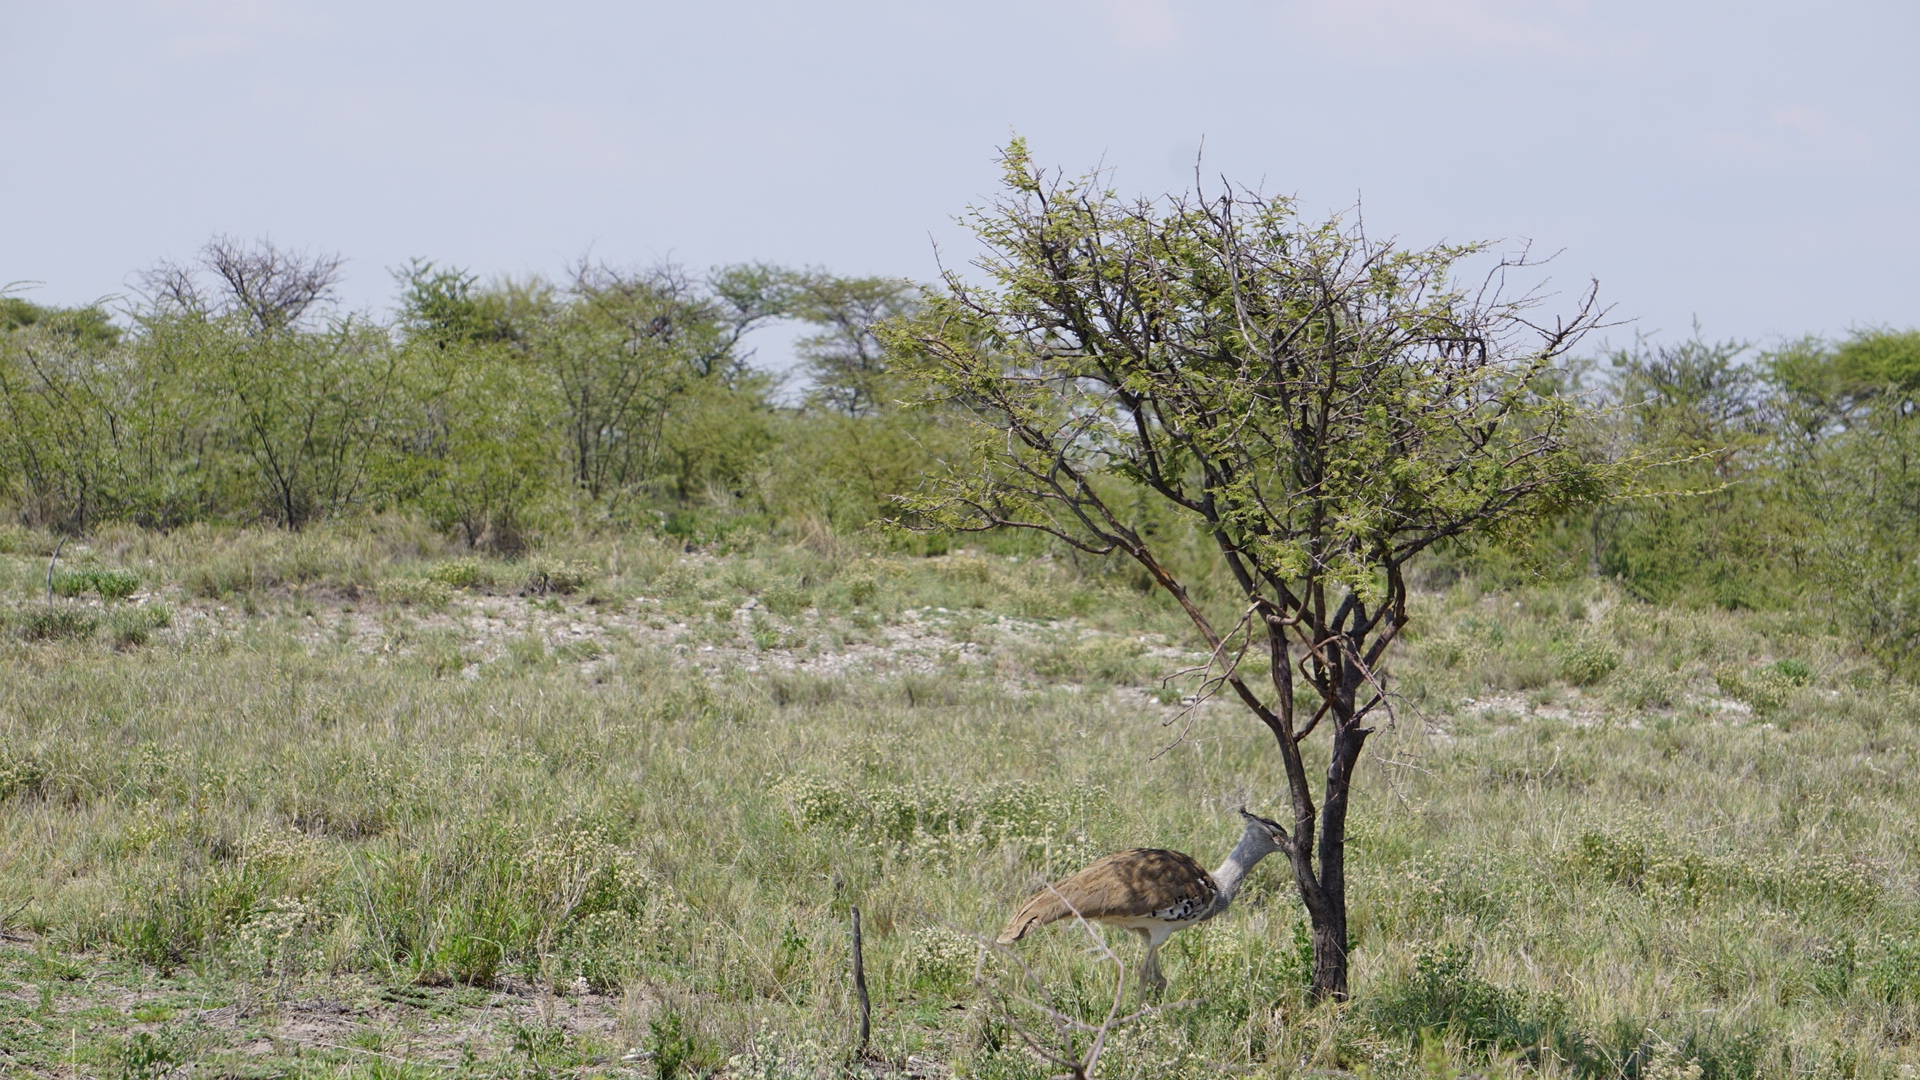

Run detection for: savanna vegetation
[[2, 151, 1919, 1078]]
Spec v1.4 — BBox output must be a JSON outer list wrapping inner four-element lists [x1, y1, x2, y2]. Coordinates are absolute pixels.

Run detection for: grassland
[[0, 519, 1916, 1078]]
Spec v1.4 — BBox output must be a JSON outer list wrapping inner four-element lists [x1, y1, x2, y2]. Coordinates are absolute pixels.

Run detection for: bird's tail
[[996, 890, 1072, 945]]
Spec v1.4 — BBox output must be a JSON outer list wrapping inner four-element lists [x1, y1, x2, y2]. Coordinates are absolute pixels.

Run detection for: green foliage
[[1367, 944, 1568, 1061], [894, 141, 1612, 602], [393, 258, 524, 347], [1714, 660, 1813, 712], [755, 409, 964, 533], [535, 263, 775, 505], [1770, 327, 1920, 412], [1555, 637, 1620, 686], [647, 1008, 696, 1079], [389, 335, 560, 551], [199, 315, 399, 528], [1026, 634, 1148, 684], [0, 296, 121, 349], [52, 567, 140, 600], [0, 242, 926, 542], [523, 557, 596, 595], [107, 604, 171, 648], [905, 926, 978, 992], [111, 1028, 181, 1080], [1591, 336, 1788, 609], [1571, 825, 1876, 911], [375, 577, 453, 609], [0, 751, 46, 801], [759, 579, 812, 617], [1581, 326, 1920, 683], [426, 557, 492, 589], [764, 267, 920, 417], [7, 604, 99, 641]]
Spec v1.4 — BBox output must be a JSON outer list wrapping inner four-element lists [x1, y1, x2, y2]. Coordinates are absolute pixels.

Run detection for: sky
[[2, 0, 1915, 369]]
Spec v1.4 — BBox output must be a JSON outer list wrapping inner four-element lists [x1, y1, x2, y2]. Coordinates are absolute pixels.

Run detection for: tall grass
[[0, 523, 1916, 1075]]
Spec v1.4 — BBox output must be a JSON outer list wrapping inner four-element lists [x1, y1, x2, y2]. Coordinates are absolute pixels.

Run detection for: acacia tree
[[541, 262, 778, 504], [776, 269, 921, 417], [889, 143, 1614, 1000]]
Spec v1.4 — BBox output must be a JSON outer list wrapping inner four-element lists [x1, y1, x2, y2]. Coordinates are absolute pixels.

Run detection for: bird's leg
[[1141, 939, 1167, 994], [1129, 929, 1157, 994]]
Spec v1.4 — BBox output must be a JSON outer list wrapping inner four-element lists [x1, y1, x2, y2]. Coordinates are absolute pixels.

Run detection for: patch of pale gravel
[[191, 981, 646, 1066], [146, 587, 1215, 716], [1459, 689, 1757, 731]]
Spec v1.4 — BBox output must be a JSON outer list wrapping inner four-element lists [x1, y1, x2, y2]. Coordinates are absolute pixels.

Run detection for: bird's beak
[[1238, 807, 1286, 833]]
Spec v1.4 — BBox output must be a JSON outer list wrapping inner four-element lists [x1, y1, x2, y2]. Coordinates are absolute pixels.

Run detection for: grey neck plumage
[[1210, 827, 1278, 907]]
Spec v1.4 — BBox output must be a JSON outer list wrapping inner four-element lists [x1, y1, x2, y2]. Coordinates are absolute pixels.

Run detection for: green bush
[[842, 573, 879, 607], [51, 568, 140, 600], [523, 558, 595, 595], [1555, 638, 1620, 686], [761, 580, 812, 617], [1610, 666, 1681, 710], [1366, 944, 1571, 1061], [8, 605, 99, 641], [112, 1029, 182, 1080], [376, 578, 453, 609], [906, 926, 978, 992], [1571, 827, 1875, 912], [0, 752, 46, 800], [1715, 660, 1812, 712], [108, 604, 172, 648], [1869, 939, 1920, 1004], [427, 558, 493, 589], [1766, 657, 1813, 684], [774, 774, 1104, 871]]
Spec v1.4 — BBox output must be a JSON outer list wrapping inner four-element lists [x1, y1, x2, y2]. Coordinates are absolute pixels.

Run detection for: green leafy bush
[[0, 752, 46, 801], [52, 568, 140, 600], [376, 578, 453, 608], [906, 926, 978, 992], [761, 581, 812, 618], [427, 558, 493, 589], [0, 525, 50, 555], [1715, 660, 1812, 712], [1869, 939, 1920, 1004], [1610, 666, 1682, 710], [842, 573, 879, 606], [8, 605, 99, 641], [1555, 638, 1620, 686]]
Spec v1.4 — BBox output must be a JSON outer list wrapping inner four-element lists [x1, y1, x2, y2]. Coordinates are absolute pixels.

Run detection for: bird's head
[[1235, 807, 1289, 855]]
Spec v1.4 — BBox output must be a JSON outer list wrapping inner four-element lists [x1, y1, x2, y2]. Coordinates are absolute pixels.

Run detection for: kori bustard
[[996, 809, 1289, 990]]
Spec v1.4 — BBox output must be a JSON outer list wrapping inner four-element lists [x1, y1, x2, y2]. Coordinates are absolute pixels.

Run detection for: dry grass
[[0, 521, 1914, 1078]]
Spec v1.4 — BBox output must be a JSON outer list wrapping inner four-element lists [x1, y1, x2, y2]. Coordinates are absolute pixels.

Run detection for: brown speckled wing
[[997, 849, 1217, 943]]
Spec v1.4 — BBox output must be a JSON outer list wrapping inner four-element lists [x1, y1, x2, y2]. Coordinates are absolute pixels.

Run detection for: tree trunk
[[1307, 684, 1366, 1002], [1309, 914, 1348, 1001]]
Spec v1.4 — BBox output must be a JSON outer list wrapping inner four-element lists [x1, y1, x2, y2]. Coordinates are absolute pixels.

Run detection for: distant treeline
[[1529, 325, 1920, 674], [0, 238, 951, 548], [3, 238, 1919, 669]]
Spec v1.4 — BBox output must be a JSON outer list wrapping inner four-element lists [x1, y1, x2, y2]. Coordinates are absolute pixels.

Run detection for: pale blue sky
[[3, 1, 1914, 362]]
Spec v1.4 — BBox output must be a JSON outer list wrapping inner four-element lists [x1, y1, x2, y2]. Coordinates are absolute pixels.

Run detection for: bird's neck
[[1211, 831, 1273, 903]]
